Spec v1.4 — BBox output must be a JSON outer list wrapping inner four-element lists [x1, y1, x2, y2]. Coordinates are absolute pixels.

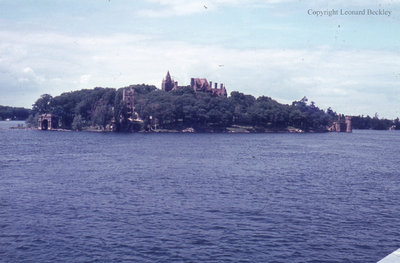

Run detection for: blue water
[[1, 121, 400, 262]]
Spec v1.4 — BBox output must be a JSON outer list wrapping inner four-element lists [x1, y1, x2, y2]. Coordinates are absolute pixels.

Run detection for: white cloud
[[0, 30, 399, 118], [79, 74, 91, 85], [138, 1, 207, 17], [18, 66, 45, 84], [23, 67, 34, 74]]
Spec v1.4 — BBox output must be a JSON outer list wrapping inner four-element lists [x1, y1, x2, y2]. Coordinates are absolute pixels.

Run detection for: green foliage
[[289, 97, 333, 131], [32, 94, 53, 114], [27, 87, 335, 132], [29, 83, 399, 132], [27, 84, 158, 131], [394, 118, 400, 130], [351, 115, 396, 130], [0, 105, 31, 120], [71, 115, 85, 131], [132, 90, 333, 132], [25, 113, 39, 128], [91, 102, 113, 130], [131, 84, 157, 95]]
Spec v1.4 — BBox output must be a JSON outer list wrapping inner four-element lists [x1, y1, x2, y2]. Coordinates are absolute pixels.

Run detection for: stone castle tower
[[329, 115, 352, 133], [345, 116, 352, 133], [161, 71, 178, 92], [161, 71, 227, 97], [122, 87, 135, 114]]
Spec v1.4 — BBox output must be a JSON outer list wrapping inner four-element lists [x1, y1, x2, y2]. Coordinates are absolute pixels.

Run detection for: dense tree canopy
[[351, 114, 398, 130], [0, 106, 31, 120], [26, 85, 400, 132], [29, 87, 118, 129]]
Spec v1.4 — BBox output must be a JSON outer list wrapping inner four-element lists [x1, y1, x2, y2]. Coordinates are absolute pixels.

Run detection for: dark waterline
[[1, 123, 400, 262]]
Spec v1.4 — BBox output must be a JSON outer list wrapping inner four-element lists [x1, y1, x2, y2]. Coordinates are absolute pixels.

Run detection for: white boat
[[378, 248, 400, 263]]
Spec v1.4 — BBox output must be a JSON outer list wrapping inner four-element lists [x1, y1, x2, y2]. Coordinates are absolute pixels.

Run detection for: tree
[[0, 106, 31, 120], [394, 118, 400, 130], [26, 113, 39, 128], [72, 115, 85, 131], [92, 102, 113, 130], [32, 94, 53, 114], [229, 91, 255, 125]]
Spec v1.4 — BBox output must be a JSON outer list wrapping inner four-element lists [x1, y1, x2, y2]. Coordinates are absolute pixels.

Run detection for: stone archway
[[41, 119, 49, 130], [38, 114, 58, 130]]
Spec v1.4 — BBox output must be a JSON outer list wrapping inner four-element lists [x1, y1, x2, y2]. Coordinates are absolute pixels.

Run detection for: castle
[[328, 116, 352, 133], [161, 71, 227, 97], [190, 78, 227, 97]]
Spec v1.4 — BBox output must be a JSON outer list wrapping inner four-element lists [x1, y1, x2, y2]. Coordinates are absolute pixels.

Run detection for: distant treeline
[[351, 115, 400, 130], [0, 105, 31, 121], [26, 85, 400, 132]]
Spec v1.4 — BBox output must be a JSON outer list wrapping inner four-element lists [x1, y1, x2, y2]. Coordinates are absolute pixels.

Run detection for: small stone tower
[[122, 87, 135, 114], [345, 116, 352, 133], [328, 115, 353, 133]]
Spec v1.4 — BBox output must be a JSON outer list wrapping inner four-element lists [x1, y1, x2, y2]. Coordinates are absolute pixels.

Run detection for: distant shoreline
[[1, 121, 307, 133], [1, 123, 325, 133], [2, 122, 398, 134]]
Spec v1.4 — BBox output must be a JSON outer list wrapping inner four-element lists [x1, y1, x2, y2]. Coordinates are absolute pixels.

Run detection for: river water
[[1, 121, 399, 262]]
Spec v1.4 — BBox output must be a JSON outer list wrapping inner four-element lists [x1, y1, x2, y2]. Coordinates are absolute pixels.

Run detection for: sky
[[1, 0, 400, 118]]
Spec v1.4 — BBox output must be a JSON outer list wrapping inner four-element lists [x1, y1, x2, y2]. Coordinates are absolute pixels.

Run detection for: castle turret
[[345, 116, 352, 133], [123, 87, 135, 114], [162, 71, 178, 92], [166, 71, 171, 81]]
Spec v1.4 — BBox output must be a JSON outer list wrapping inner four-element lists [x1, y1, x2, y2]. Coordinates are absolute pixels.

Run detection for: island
[[22, 72, 400, 133]]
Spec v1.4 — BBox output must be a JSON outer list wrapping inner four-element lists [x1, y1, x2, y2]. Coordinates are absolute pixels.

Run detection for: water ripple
[[0, 130, 400, 262]]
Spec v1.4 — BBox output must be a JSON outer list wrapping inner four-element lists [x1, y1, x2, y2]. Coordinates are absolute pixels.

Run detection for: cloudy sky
[[1, 0, 400, 118]]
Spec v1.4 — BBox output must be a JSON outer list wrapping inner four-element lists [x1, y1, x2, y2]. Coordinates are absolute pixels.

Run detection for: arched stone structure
[[327, 116, 352, 133], [38, 114, 58, 130]]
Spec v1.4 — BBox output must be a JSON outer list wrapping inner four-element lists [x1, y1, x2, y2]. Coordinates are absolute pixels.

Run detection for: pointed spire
[[166, 71, 171, 81]]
